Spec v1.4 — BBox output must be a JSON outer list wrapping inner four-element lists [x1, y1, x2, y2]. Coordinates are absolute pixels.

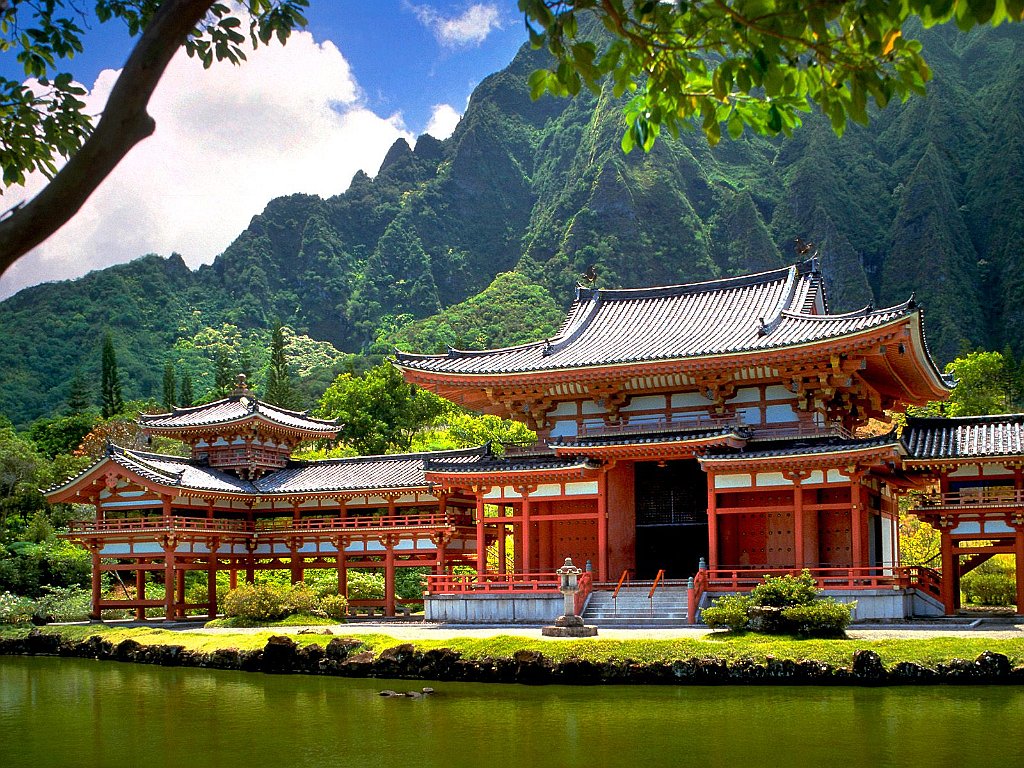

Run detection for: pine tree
[[162, 362, 176, 410], [264, 323, 298, 408], [100, 332, 124, 418], [179, 372, 195, 408], [213, 349, 233, 399], [65, 368, 92, 414]]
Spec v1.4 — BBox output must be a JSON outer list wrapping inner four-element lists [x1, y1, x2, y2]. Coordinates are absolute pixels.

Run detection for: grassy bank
[[3, 624, 1024, 668]]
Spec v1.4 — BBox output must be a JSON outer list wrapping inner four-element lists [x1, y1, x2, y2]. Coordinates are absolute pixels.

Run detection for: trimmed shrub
[[750, 571, 819, 607], [319, 594, 348, 620], [780, 600, 854, 638], [962, 572, 1016, 606], [285, 583, 318, 615], [223, 582, 289, 622], [701, 594, 752, 632], [0, 591, 34, 625]]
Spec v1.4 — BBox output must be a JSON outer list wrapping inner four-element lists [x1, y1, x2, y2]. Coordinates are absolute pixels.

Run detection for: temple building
[[47, 260, 1024, 622]]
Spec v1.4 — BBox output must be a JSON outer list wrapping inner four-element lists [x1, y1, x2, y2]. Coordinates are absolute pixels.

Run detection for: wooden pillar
[[336, 541, 348, 596], [707, 474, 719, 570], [475, 493, 486, 576], [207, 553, 218, 619], [435, 534, 447, 575], [90, 549, 102, 620], [521, 494, 532, 573], [229, 569, 238, 590], [496, 523, 506, 575], [851, 475, 864, 569], [163, 548, 175, 621], [792, 480, 805, 569], [1016, 528, 1024, 617], [384, 537, 396, 617], [135, 565, 146, 621], [940, 528, 956, 616], [597, 471, 608, 581], [386, 496, 397, 519]]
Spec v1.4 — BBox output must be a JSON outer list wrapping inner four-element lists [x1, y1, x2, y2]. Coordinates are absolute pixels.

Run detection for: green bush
[[346, 570, 385, 601], [285, 582, 318, 615], [223, 582, 289, 621], [750, 571, 819, 607], [701, 595, 752, 632], [0, 591, 34, 624], [780, 600, 854, 638], [318, 593, 348, 620], [962, 572, 1017, 606], [33, 585, 91, 622]]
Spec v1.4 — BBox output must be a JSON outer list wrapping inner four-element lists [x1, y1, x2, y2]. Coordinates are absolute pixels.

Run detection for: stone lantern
[[541, 557, 598, 637]]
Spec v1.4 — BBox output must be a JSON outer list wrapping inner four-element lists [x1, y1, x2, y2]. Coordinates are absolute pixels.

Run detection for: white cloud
[[409, 2, 502, 48], [424, 104, 461, 139], [0, 31, 413, 299]]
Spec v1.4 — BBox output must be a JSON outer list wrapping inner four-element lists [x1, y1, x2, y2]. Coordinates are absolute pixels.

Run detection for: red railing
[[425, 572, 560, 594], [574, 571, 593, 615], [68, 517, 249, 534], [580, 414, 739, 438], [917, 489, 1024, 509], [704, 566, 933, 592], [648, 569, 666, 599], [902, 565, 943, 599], [255, 512, 472, 532]]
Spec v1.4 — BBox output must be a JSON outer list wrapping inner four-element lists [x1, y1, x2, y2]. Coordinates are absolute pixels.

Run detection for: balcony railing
[[917, 489, 1024, 510], [67, 517, 249, 534], [703, 565, 935, 593], [426, 572, 561, 594]]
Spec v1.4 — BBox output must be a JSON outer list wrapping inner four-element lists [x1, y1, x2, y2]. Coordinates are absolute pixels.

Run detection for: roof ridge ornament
[[231, 373, 254, 398]]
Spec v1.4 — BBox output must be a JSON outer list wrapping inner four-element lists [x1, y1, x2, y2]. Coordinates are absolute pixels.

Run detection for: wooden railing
[[688, 567, 709, 625], [611, 569, 631, 614], [917, 489, 1024, 509], [580, 414, 739, 438], [68, 517, 249, 534], [648, 569, 666, 600], [255, 512, 472, 532], [425, 572, 560, 594], [704, 566, 934, 592]]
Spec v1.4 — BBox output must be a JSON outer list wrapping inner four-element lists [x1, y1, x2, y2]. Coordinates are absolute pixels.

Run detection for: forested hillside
[[1, 23, 1022, 427]]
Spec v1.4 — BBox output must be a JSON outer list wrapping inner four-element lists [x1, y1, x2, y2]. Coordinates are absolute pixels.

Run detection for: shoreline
[[3, 626, 1024, 686]]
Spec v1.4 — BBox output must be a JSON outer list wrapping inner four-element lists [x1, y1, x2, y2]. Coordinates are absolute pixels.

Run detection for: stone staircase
[[581, 585, 693, 627]]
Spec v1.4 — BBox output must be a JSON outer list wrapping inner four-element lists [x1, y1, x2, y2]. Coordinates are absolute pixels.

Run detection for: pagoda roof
[[902, 414, 1024, 462], [547, 424, 747, 449], [139, 392, 338, 437], [423, 448, 599, 476], [395, 261, 933, 377], [699, 431, 900, 465]]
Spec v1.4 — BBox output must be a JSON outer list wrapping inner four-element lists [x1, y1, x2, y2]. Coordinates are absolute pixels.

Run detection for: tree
[[520, 0, 1024, 151], [0, 0, 309, 275], [179, 372, 195, 408], [263, 322, 299, 408], [943, 351, 1013, 417], [317, 362, 447, 455], [99, 332, 124, 419], [161, 361, 176, 410], [212, 348, 234, 400], [64, 368, 92, 415]]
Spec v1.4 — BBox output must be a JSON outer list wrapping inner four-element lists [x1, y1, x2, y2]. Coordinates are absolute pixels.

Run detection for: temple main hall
[[48, 260, 1024, 622]]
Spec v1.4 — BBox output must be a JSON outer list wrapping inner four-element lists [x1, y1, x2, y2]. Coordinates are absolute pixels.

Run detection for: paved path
[[179, 621, 1024, 641]]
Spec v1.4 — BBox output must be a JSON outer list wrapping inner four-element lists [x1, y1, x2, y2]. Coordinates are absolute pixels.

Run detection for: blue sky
[[0, 2, 531, 297]]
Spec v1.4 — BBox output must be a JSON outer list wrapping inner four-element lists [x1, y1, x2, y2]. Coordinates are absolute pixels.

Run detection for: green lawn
[[3, 624, 1024, 668]]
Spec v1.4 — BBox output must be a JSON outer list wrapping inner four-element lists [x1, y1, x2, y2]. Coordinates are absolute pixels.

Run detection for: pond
[[1, 657, 1021, 768]]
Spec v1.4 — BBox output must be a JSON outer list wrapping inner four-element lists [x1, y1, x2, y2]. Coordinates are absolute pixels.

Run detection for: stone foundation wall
[[424, 594, 562, 623]]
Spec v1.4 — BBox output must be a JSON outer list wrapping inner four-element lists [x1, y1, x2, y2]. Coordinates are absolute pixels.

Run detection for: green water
[[1, 657, 1022, 768]]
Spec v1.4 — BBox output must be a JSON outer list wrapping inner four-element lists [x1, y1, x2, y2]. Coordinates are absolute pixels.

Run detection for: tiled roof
[[109, 447, 257, 493], [139, 395, 338, 434], [395, 261, 917, 375], [701, 432, 899, 461], [902, 415, 1024, 460], [423, 450, 599, 475], [256, 447, 485, 493], [548, 425, 748, 449]]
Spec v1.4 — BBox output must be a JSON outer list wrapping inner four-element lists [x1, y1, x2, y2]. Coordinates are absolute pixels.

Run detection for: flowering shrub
[[223, 582, 348, 622], [0, 591, 34, 625]]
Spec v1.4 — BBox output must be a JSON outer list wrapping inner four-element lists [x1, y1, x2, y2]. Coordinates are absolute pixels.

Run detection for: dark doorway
[[634, 459, 709, 579]]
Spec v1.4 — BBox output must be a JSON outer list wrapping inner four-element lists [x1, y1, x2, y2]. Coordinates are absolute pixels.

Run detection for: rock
[[421, 687, 435, 695], [339, 651, 376, 677], [325, 637, 363, 661], [297, 643, 325, 673], [156, 645, 185, 667], [25, 629, 61, 655], [889, 661, 936, 683], [511, 649, 551, 684], [207, 648, 241, 670], [852, 650, 886, 682], [378, 689, 400, 697], [975, 651, 1011, 680], [261, 635, 298, 674], [113, 638, 142, 662]]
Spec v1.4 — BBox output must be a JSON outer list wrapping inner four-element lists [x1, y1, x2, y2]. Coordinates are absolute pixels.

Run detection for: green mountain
[[2, 25, 1023, 426]]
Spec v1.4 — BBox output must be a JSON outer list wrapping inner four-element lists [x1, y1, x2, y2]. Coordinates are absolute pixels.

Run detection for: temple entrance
[[634, 459, 709, 579]]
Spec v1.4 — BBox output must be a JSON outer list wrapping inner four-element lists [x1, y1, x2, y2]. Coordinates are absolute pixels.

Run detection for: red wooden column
[[792, 477, 804, 568], [475, 492, 487, 576], [384, 536, 396, 617], [335, 537, 348, 596], [90, 547, 102, 620], [497, 516, 506, 574], [521, 490, 533, 573], [706, 472, 719, 570], [175, 567, 186, 619], [597, 471, 609, 581], [1015, 526, 1024, 617], [229, 569, 238, 590], [207, 550, 218, 620], [940, 527, 956, 616], [135, 564, 146, 621], [434, 533, 448, 575], [163, 544, 176, 621], [850, 473, 864, 569]]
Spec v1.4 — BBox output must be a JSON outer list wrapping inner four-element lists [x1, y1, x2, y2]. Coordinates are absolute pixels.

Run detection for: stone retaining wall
[[2, 630, 1023, 685]]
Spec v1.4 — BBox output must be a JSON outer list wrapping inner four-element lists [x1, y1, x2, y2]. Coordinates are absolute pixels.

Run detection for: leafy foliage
[[520, 0, 1022, 150]]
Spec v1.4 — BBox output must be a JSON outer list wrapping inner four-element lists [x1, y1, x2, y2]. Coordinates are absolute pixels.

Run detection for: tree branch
[[0, 0, 216, 277]]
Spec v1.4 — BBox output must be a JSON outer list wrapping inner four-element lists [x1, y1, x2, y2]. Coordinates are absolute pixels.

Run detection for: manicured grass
[[3, 624, 1024, 668], [204, 613, 338, 629]]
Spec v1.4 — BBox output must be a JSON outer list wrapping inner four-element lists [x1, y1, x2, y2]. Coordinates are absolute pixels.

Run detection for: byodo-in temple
[[47, 260, 1024, 623]]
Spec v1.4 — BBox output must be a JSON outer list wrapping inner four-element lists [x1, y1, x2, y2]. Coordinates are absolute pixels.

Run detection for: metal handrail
[[648, 569, 666, 600], [612, 569, 631, 615]]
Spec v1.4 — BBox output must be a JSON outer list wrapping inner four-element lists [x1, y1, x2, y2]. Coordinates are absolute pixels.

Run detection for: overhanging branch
[[0, 0, 217, 277]]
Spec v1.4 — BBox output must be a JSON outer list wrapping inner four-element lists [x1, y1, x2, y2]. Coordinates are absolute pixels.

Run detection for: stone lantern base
[[541, 614, 598, 637]]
